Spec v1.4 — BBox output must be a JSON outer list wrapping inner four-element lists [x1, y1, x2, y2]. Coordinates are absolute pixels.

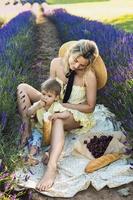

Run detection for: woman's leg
[[36, 113, 80, 191], [36, 118, 65, 191], [17, 83, 41, 146]]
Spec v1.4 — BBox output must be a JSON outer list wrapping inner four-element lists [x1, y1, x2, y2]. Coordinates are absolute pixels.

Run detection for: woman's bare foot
[[42, 152, 49, 165], [36, 165, 56, 191]]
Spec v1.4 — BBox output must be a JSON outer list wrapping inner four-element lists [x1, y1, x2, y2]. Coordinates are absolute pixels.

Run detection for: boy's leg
[[17, 83, 41, 147], [28, 129, 42, 156], [42, 151, 50, 165]]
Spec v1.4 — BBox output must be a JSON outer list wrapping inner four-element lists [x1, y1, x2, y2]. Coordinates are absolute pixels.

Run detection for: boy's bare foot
[[24, 155, 39, 166], [42, 152, 49, 165], [30, 146, 38, 156], [19, 122, 30, 148], [36, 165, 56, 191]]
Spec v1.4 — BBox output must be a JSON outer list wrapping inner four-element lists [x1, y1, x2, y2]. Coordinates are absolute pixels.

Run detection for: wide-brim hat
[[58, 40, 107, 89]]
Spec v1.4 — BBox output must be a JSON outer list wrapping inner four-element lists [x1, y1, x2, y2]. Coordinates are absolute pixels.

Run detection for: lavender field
[[0, 1, 133, 199]]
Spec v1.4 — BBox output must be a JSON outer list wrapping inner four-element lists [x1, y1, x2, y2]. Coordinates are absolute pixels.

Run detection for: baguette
[[43, 120, 52, 145], [85, 153, 121, 173]]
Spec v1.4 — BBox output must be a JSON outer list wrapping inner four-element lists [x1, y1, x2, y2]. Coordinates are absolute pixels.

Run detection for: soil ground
[[29, 17, 133, 200]]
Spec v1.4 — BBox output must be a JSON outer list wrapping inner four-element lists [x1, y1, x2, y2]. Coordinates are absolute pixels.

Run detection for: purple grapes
[[84, 135, 113, 158]]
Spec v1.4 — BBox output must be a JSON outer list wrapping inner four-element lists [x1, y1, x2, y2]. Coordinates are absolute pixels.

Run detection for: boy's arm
[[27, 100, 45, 117], [49, 111, 70, 121]]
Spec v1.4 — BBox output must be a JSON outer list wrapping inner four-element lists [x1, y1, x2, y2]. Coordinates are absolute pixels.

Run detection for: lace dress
[[56, 78, 95, 134]]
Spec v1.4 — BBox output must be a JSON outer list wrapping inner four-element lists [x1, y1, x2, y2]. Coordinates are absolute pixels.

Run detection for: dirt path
[[30, 17, 133, 200], [31, 17, 61, 86]]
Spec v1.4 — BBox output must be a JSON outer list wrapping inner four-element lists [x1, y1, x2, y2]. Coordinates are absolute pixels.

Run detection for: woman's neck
[[75, 69, 86, 77]]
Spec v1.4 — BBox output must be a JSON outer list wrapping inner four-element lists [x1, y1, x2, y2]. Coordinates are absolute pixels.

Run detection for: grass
[[104, 15, 133, 33], [46, 0, 109, 4], [49, 0, 133, 33]]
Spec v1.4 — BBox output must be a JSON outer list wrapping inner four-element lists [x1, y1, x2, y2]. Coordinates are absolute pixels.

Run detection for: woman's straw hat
[[58, 40, 107, 89]]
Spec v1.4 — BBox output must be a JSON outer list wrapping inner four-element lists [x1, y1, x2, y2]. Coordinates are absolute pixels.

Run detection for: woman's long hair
[[63, 39, 99, 103]]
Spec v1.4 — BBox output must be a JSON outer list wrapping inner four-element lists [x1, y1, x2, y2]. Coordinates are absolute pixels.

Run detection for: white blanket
[[15, 104, 133, 197]]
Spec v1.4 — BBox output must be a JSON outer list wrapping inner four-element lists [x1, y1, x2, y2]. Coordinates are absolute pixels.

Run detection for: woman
[[17, 39, 107, 191]]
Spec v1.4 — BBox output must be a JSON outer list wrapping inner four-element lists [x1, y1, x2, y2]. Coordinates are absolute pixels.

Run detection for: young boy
[[26, 78, 70, 158]]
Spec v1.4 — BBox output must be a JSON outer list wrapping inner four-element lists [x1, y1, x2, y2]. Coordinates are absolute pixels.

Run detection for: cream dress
[[56, 77, 95, 134], [33, 101, 68, 134], [33, 77, 95, 135]]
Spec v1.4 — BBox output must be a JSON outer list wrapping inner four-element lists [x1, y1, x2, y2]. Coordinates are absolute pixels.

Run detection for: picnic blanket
[[15, 104, 133, 197]]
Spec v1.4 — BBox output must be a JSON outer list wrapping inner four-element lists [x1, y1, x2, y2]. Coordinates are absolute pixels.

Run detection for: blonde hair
[[41, 78, 61, 96], [63, 39, 99, 74]]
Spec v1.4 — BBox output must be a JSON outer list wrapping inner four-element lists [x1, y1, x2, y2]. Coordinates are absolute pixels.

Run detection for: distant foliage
[[45, 8, 133, 147], [20, 0, 46, 4]]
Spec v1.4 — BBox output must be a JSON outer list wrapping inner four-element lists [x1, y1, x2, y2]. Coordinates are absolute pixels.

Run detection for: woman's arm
[[62, 70, 97, 113], [50, 58, 57, 78], [61, 103, 94, 113]]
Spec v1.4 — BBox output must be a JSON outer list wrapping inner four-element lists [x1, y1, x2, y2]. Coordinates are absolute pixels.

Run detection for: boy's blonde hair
[[41, 78, 61, 96]]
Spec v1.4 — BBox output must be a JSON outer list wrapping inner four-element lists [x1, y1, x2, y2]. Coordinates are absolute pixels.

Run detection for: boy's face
[[41, 90, 58, 107]]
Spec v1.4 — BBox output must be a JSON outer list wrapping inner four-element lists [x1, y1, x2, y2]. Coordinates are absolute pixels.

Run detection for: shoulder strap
[[63, 70, 75, 103]]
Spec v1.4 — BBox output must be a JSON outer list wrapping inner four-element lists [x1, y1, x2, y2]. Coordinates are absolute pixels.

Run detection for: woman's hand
[[61, 102, 95, 113], [61, 103, 69, 108]]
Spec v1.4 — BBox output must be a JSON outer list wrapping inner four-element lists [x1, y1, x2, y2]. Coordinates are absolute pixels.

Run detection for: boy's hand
[[48, 113, 60, 121], [38, 99, 46, 108], [49, 111, 70, 121]]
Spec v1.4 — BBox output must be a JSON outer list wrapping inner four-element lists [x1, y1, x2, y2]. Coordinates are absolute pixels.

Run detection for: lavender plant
[[0, 10, 38, 199], [21, 0, 46, 4], [0, 11, 37, 169], [0, 159, 27, 199]]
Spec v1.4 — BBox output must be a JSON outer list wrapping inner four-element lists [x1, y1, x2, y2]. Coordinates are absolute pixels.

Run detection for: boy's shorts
[[28, 128, 42, 150]]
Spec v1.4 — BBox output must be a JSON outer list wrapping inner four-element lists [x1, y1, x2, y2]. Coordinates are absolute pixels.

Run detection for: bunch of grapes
[[84, 135, 113, 158]]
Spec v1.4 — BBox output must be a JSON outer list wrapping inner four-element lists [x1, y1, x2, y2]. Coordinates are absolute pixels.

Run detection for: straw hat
[[58, 40, 107, 89]]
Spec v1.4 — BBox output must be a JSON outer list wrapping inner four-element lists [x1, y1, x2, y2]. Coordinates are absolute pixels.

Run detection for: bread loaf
[[85, 153, 121, 173], [43, 120, 52, 145]]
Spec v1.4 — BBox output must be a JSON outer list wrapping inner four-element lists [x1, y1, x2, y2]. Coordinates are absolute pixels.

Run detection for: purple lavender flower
[[28, 190, 33, 200], [1, 112, 7, 130], [28, 169, 34, 175], [4, 182, 11, 191], [11, 194, 17, 200], [0, 192, 3, 197], [24, 175, 30, 182], [0, 172, 9, 180]]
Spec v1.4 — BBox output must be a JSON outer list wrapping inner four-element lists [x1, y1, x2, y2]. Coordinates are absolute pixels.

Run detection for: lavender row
[[0, 11, 36, 164]]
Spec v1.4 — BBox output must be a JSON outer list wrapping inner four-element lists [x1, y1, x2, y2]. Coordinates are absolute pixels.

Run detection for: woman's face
[[68, 55, 89, 71]]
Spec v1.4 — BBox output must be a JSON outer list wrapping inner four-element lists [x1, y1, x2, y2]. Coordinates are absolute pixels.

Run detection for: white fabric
[[15, 104, 133, 197]]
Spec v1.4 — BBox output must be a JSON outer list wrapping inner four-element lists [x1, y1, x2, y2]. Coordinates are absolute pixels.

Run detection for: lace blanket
[[15, 105, 133, 197]]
